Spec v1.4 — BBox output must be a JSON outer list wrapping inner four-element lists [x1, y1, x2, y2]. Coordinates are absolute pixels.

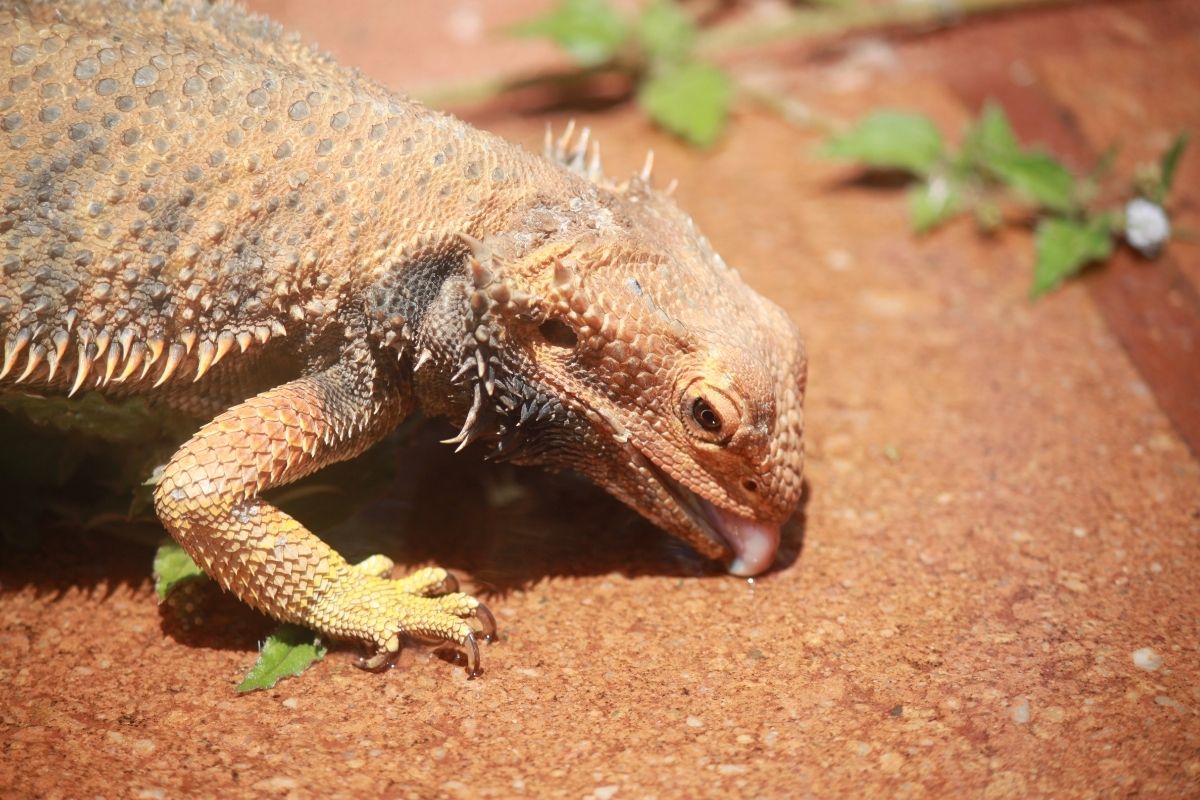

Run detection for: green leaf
[[963, 101, 1020, 165], [823, 111, 945, 175], [1160, 130, 1189, 193], [237, 624, 327, 693], [1031, 215, 1115, 297], [153, 540, 206, 601], [638, 61, 732, 148], [509, 0, 626, 67], [986, 150, 1076, 213], [908, 176, 962, 233], [961, 101, 1077, 213], [637, 0, 695, 64]]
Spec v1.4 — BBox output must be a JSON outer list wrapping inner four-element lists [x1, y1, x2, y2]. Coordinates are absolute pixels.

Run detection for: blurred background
[[2, 1, 1197, 797]]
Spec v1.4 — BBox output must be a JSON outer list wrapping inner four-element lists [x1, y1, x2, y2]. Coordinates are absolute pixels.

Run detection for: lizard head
[[456, 136, 807, 576]]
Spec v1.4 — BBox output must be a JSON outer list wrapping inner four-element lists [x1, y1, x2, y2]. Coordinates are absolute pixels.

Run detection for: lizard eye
[[692, 397, 722, 431], [680, 382, 740, 444]]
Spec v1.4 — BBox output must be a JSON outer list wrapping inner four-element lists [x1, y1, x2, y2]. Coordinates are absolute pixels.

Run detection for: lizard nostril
[[742, 478, 759, 493]]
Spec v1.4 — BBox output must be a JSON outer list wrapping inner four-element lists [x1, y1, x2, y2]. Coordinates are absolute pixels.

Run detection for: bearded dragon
[[0, 0, 807, 676]]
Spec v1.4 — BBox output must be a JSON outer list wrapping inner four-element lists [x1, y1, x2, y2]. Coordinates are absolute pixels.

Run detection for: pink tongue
[[699, 501, 781, 576]]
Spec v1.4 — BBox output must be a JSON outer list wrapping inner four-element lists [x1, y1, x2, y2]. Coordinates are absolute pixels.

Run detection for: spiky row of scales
[[1, 121, 664, 444], [432, 123, 664, 462], [0, 311, 287, 395]]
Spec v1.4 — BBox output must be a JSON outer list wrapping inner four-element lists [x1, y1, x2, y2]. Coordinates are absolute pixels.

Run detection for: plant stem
[[417, 0, 1079, 109], [693, 0, 1079, 55]]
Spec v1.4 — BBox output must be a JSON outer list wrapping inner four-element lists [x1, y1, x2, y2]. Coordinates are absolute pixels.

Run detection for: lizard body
[[0, 0, 807, 675]]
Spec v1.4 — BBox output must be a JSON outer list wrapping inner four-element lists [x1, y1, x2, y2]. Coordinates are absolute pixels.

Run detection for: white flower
[[1125, 197, 1171, 257]]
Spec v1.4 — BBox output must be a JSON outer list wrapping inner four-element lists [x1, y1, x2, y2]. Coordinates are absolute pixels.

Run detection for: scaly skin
[[0, 0, 807, 676]]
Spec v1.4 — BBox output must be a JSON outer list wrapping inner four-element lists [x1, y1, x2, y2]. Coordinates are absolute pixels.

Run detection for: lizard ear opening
[[538, 318, 578, 349]]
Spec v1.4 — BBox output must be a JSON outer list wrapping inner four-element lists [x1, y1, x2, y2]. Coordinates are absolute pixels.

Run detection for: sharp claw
[[473, 602, 497, 643], [464, 631, 481, 679], [357, 634, 402, 671], [356, 651, 390, 671], [440, 572, 460, 594]]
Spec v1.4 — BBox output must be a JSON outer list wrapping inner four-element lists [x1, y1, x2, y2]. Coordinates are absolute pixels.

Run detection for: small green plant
[[152, 539, 206, 600], [823, 102, 1188, 297], [153, 540, 326, 692], [236, 625, 328, 693], [512, 0, 732, 147]]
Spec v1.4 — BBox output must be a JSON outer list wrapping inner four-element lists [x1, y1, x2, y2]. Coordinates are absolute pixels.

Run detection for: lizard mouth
[[645, 460, 781, 576]]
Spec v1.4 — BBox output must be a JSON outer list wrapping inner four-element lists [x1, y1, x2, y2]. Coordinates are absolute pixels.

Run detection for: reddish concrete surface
[[2, 1, 1199, 798]]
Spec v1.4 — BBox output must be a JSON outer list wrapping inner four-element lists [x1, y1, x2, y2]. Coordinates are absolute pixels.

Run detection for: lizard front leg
[[152, 358, 494, 675]]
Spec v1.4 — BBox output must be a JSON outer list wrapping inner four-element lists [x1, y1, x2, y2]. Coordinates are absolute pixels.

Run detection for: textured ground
[[2, 1, 1198, 798]]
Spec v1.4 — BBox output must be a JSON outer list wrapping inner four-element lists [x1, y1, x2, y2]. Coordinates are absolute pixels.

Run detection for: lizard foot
[[349, 565, 496, 677], [353, 558, 460, 596]]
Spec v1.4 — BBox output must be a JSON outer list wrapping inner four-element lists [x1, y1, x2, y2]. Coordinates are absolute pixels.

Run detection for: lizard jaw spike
[[459, 232, 491, 264], [101, 340, 121, 385], [114, 342, 145, 383], [0, 329, 31, 380], [413, 349, 432, 372], [47, 330, 69, 380], [450, 358, 474, 384], [641, 150, 655, 183], [213, 331, 236, 366], [588, 141, 603, 182], [474, 348, 487, 380], [146, 336, 165, 366], [193, 339, 216, 381], [94, 330, 111, 361], [118, 328, 135, 361], [16, 344, 45, 383], [141, 336, 165, 380], [553, 258, 574, 288], [664, 178, 679, 196], [153, 343, 186, 388], [555, 119, 576, 160], [469, 256, 494, 289], [441, 383, 482, 449], [68, 345, 94, 397], [568, 127, 590, 171], [543, 122, 554, 159]]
